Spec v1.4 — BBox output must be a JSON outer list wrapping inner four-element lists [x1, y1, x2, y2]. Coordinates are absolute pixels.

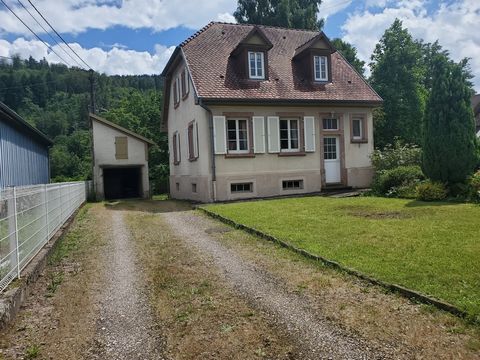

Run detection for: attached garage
[[90, 114, 155, 201]]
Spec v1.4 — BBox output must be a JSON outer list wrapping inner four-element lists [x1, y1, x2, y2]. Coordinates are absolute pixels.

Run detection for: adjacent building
[[90, 114, 154, 200], [162, 22, 382, 202], [0, 101, 52, 188], [472, 94, 480, 137]]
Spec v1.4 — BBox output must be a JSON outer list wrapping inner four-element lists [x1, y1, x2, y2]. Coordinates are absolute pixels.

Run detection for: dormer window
[[314, 55, 328, 81], [248, 51, 265, 79]]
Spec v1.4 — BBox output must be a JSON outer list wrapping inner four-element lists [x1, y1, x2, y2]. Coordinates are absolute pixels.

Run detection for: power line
[[16, 0, 85, 69], [0, 0, 72, 67], [26, 0, 93, 71]]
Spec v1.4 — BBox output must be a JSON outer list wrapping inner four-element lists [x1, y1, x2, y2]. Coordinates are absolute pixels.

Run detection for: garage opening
[[103, 167, 142, 200]]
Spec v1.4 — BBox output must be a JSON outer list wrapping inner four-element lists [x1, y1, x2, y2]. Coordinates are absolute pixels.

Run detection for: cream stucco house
[[161, 22, 382, 202]]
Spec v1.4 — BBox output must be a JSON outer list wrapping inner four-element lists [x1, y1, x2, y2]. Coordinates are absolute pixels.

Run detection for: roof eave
[[199, 97, 383, 107]]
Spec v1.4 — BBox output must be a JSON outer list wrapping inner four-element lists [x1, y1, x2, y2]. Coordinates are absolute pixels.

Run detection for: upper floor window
[[172, 131, 180, 165], [280, 119, 299, 152], [227, 118, 249, 153], [181, 68, 189, 99], [314, 55, 328, 82], [173, 76, 181, 107], [352, 117, 363, 139], [248, 51, 264, 79], [187, 121, 199, 161]]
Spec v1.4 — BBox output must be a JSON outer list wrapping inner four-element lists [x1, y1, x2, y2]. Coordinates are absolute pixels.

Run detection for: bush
[[469, 171, 480, 201], [372, 165, 425, 196], [415, 181, 447, 201], [371, 139, 422, 172]]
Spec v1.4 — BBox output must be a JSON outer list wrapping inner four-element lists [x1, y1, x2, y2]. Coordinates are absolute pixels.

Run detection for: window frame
[[227, 118, 250, 154], [282, 179, 304, 190], [187, 121, 198, 161], [248, 51, 265, 80], [314, 55, 328, 82], [172, 131, 180, 165], [181, 67, 189, 99], [230, 182, 253, 193], [350, 113, 368, 143], [322, 117, 338, 131], [279, 118, 300, 153]]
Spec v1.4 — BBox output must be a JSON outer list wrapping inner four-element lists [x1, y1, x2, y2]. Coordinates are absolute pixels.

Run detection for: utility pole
[[88, 69, 96, 114]]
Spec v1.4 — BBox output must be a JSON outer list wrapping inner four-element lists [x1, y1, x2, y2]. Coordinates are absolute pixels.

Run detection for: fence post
[[12, 187, 20, 279], [44, 184, 49, 242]]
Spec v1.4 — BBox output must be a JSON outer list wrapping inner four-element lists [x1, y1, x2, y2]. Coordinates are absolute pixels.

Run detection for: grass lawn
[[204, 196, 480, 321]]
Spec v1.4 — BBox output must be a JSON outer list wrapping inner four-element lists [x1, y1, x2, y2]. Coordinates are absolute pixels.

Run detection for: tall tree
[[331, 38, 365, 76], [234, 0, 324, 30], [422, 54, 477, 183], [370, 19, 427, 147]]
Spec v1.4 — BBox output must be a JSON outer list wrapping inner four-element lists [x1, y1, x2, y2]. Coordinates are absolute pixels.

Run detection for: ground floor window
[[280, 119, 299, 152], [282, 179, 304, 190], [231, 182, 253, 193], [227, 118, 249, 153]]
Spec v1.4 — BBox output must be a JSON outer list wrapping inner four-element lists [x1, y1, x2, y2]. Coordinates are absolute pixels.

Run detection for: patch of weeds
[[175, 309, 191, 323], [419, 304, 437, 315], [447, 326, 467, 335], [220, 324, 234, 333], [254, 347, 266, 357], [360, 287, 370, 294], [295, 282, 308, 294], [466, 338, 480, 352], [241, 311, 255, 318], [191, 280, 211, 295], [25, 344, 40, 359], [46, 271, 64, 296], [339, 303, 347, 311]]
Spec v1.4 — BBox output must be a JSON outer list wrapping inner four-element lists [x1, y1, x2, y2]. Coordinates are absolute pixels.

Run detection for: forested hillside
[[0, 56, 168, 192]]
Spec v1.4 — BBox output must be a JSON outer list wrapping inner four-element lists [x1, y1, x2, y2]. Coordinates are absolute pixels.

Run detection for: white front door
[[323, 136, 341, 184]]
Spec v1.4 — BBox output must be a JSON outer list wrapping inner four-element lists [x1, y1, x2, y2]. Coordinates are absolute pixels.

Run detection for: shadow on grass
[[103, 197, 194, 213], [404, 199, 469, 208]]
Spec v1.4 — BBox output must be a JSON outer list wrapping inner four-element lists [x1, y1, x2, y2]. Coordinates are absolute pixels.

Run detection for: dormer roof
[[293, 32, 336, 59], [231, 25, 273, 56]]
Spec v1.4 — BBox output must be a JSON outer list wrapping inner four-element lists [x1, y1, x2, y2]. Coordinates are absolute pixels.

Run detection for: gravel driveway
[[89, 211, 164, 359], [161, 211, 387, 360]]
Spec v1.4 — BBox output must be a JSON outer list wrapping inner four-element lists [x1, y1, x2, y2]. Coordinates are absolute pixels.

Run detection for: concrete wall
[[167, 93, 375, 202], [168, 59, 212, 202], [92, 120, 150, 200]]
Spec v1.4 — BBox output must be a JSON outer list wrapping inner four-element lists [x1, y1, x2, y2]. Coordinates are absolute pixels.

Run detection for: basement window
[[282, 180, 303, 190], [231, 182, 253, 193], [176, 182, 180, 191], [192, 183, 197, 193]]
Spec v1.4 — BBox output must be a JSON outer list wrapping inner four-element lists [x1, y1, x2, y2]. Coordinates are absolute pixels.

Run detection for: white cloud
[[319, 0, 352, 19], [0, 0, 237, 35], [341, 0, 480, 91], [0, 38, 175, 75]]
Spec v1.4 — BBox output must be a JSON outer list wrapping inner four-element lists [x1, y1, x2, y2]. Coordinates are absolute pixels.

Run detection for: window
[[314, 55, 328, 81], [187, 122, 198, 160], [181, 68, 189, 98], [324, 137, 338, 160], [227, 119, 249, 153], [282, 180, 303, 190], [115, 136, 128, 159], [173, 76, 181, 106], [176, 182, 180, 191], [248, 51, 265, 79], [322, 118, 338, 130], [352, 117, 363, 139], [280, 119, 299, 152], [192, 183, 197, 193], [231, 182, 253, 193], [173, 132, 180, 165]]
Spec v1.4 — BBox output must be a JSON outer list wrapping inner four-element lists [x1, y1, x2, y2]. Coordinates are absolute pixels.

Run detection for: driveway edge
[[0, 204, 86, 330], [199, 206, 472, 323]]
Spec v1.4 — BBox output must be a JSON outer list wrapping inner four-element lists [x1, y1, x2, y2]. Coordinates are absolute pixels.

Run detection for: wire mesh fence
[[0, 181, 90, 292]]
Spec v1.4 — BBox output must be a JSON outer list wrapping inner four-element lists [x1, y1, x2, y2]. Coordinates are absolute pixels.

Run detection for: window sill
[[225, 153, 255, 158], [174, 103, 179, 109], [182, 93, 189, 100], [278, 152, 306, 157], [173, 161, 180, 166], [351, 139, 368, 144], [188, 157, 198, 162]]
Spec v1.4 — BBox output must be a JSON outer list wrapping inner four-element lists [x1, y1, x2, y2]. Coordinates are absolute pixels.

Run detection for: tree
[[234, 0, 324, 31], [331, 38, 365, 76], [370, 19, 427, 147], [422, 54, 477, 183]]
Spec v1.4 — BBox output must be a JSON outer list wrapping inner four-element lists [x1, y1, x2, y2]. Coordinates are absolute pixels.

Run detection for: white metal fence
[[0, 181, 90, 292]]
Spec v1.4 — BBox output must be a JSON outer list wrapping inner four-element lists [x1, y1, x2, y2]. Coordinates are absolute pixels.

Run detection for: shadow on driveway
[[103, 198, 194, 213]]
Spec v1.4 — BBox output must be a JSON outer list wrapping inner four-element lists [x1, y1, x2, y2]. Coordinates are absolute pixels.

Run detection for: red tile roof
[[176, 22, 382, 104]]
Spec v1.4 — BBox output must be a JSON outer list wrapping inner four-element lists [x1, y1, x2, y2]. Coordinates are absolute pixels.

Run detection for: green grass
[[205, 196, 480, 321]]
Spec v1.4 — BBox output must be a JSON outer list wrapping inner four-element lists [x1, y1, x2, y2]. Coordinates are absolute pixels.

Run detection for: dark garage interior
[[103, 167, 142, 200]]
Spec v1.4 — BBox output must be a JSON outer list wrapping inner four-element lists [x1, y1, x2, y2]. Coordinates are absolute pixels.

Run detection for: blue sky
[[0, 0, 479, 90]]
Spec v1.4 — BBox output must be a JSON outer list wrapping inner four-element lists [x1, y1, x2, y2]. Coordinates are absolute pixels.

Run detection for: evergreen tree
[[331, 38, 365, 76], [422, 54, 477, 183], [370, 19, 427, 147], [234, 0, 324, 30]]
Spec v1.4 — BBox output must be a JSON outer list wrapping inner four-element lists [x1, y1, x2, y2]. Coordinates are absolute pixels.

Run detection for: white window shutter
[[185, 128, 190, 158], [267, 116, 280, 153], [213, 116, 226, 154], [252, 116, 265, 153], [193, 121, 199, 158], [176, 132, 181, 161], [304, 116, 316, 152]]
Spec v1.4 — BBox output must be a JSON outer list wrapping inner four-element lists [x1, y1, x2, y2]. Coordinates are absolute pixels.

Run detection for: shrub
[[415, 181, 447, 201], [469, 171, 480, 201], [372, 165, 424, 196], [371, 139, 422, 172]]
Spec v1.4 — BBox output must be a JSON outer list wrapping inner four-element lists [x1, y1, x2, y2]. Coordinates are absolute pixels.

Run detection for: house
[[161, 22, 382, 202], [472, 94, 480, 137], [0, 101, 52, 188], [90, 114, 155, 200]]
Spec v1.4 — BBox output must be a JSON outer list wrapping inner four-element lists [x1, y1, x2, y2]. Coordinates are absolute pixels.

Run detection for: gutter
[[198, 98, 217, 202]]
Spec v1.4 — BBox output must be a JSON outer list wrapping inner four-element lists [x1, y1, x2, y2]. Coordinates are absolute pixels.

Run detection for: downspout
[[198, 98, 217, 202]]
